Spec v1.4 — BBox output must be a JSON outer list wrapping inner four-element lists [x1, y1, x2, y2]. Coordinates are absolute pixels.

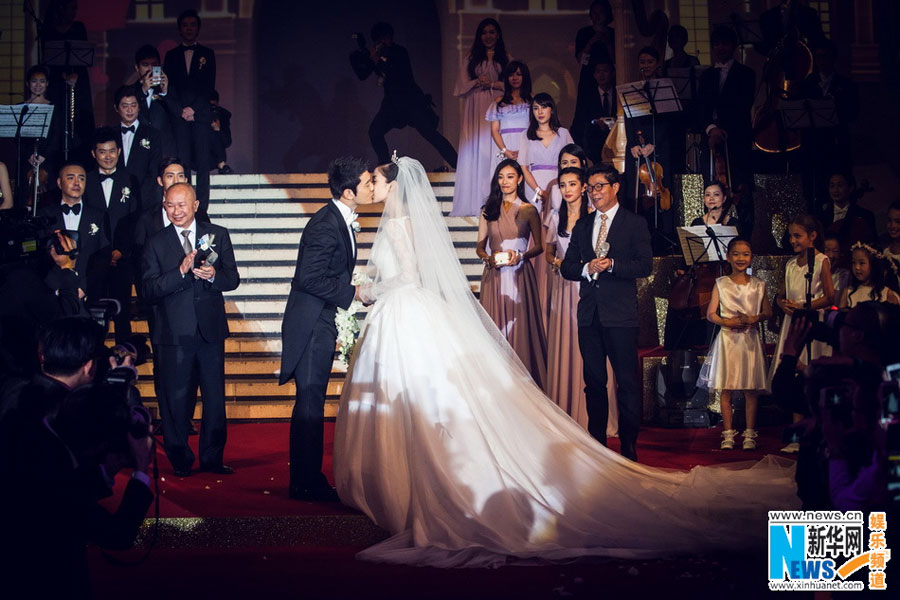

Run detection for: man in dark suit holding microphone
[[561, 164, 653, 461], [142, 182, 239, 476]]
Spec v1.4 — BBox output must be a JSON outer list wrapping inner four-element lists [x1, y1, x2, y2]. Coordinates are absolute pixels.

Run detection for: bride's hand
[[506, 251, 522, 267]]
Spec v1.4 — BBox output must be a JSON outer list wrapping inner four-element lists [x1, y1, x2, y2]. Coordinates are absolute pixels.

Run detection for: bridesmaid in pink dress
[[476, 159, 547, 388], [518, 94, 573, 327], [545, 167, 618, 435], [451, 18, 509, 217]]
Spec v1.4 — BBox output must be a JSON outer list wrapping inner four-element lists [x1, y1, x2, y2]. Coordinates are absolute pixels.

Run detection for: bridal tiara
[[391, 150, 400, 165]]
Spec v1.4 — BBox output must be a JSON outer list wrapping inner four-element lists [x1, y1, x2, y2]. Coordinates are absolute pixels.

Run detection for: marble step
[[209, 172, 455, 187], [228, 229, 476, 246], [142, 398, 341, 420]]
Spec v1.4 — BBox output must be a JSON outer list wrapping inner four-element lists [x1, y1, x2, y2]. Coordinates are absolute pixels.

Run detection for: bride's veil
[[367, 156, 529, 372]]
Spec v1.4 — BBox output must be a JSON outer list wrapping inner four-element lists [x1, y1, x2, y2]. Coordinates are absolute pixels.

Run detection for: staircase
[[135, 172, 479, 419]]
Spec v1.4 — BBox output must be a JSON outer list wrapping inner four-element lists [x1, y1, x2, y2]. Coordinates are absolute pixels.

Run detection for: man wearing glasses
[[560, 164, 653, 461]]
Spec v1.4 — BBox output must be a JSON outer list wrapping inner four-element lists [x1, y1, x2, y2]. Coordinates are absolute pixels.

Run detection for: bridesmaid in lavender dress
[[476, 159, 547, 387], [544, 167, 618, 435], [518, 93, 573, 325], [451, 18, 509, 217], [486, 61, 532, 177]]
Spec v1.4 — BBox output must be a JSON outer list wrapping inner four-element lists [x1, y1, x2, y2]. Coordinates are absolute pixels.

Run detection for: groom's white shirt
[[332, 199, 357, 254]]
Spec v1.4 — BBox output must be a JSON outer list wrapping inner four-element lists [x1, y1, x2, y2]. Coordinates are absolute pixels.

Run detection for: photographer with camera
[[0, 228, 87, 383], [0, 316, 154, 599], [773, 302, 900, 512], [350, 22, 457, 168]]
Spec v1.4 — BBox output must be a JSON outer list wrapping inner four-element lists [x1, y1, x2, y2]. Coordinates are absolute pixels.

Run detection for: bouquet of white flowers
[[335, 272, 372, 367]]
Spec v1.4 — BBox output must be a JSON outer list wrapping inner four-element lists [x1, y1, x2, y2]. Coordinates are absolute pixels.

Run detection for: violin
[[636, 130, 672, 211]]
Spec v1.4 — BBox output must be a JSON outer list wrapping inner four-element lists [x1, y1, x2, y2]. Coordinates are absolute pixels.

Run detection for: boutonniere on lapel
[[197, 233, 219, 265], [120, 187, 131, 203], [89, 223, 99, 236], [140, 138, 151, 150], [198, 56, 207, 70], [351, 221, 361, 233]]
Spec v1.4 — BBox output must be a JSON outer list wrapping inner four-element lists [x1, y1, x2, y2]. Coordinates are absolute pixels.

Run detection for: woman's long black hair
[[498, 61, 532, 107], [557, 167, 589, 238], [482, 159, 527, 222], [526, 92, 561, 141], [556, 143, 588, 180], [468, 18, 509, 80]]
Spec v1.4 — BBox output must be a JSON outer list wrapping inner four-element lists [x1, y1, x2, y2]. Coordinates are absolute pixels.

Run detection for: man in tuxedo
[[280, 157, 376, 501], [350, 22, 457, 168], [561, 164, 652, 461], [38, 162, 109, 302], [164, 9, 215, 220], [133, 44, 178, 159], [142, 182, 239, 476], [579, 58, 618, 166], [84, 127, 141, 342], [113, 85, 162, 208], [698, 26, 756, 231]]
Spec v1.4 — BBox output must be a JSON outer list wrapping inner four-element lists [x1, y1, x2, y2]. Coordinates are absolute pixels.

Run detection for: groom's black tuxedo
[[142, 220, 239, 472], [280, 200, 356, 497], [561, 204, 652, 460]]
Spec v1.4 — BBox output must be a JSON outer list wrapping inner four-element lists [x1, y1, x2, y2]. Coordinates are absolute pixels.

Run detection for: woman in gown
[[475, 160, 547, 388], [333, 156, 799, 568], [544, 167, 617, 435], [451, 18, 509, 217], [519, 94, 573, 323], [486, 61, 532, 177]]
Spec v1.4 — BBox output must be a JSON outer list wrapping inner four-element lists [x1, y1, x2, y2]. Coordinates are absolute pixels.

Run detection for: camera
[[792, 306, 846, 350], [0, 209, 57, 266]]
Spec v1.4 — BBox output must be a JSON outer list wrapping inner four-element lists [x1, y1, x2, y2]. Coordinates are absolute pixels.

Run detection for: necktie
[[98, 173, 113, 182], [182, 230, 193, 255], [594, 213, 608, 256], [62, 203, 81, 216], [121, 125, 135, 134], [600, 92, 608, 116]]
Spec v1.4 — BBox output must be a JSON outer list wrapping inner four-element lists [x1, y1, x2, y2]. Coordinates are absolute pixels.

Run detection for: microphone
[[807, 247, 815, 275], [591, 242, 610, 281], [706, 226, 725, 262]]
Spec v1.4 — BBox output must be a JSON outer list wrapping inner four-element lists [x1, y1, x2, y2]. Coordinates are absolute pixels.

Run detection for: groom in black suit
[[142, 182, 239, 476], [561, 164, 653, 461], [280, 157, 375, 501]]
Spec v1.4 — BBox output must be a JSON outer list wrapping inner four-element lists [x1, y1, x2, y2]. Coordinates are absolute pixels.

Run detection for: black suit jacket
[[560, 205, 653, 328], [84, 169, 141, 258], [698, 62, 755, 149], [118, 122, 162, 204], [279, 202, 356, 385], [163, 44, 216, 111], [817, 202, 877, 247], [37, 201, 109, 295], [138, 84, 180, 157], [141, 221, 239, 345], [0, 410, 153, 600]]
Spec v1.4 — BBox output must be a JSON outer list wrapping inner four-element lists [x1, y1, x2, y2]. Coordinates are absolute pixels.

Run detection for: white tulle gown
[[333, 158, 799, 568]]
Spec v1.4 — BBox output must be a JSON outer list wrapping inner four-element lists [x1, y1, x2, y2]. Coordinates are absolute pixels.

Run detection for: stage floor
[[91, 422, 791, 599], [105, 422, 792, 520]]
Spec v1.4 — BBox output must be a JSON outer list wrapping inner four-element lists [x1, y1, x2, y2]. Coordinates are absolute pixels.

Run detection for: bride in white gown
[[333, 156, 799, 568]]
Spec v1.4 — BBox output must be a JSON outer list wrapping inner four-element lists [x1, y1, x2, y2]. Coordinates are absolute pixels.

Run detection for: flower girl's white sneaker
[[720, 429, 737, 450], [742, 429, 758, 450]]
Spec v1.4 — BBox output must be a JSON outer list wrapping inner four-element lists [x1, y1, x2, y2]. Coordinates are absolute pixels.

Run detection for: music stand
[[619, 78, 682, 251], [0, 104, 54, 215], [665, 66, 710, 106], [780, 98, 838, 129], [44, 40, 95, 160], [677, 224, 738, 266]]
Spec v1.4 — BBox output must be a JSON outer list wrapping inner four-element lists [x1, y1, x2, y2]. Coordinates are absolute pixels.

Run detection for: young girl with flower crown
[[839, 242, 900, 308], [698, 238, 772, 450]]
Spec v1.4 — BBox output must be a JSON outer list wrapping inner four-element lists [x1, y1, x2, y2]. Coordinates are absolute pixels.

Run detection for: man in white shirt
[[561, 164, 652, 461]]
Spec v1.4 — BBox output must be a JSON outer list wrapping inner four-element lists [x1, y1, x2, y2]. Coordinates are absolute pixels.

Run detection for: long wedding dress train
[[333, 158, 799, 568]]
